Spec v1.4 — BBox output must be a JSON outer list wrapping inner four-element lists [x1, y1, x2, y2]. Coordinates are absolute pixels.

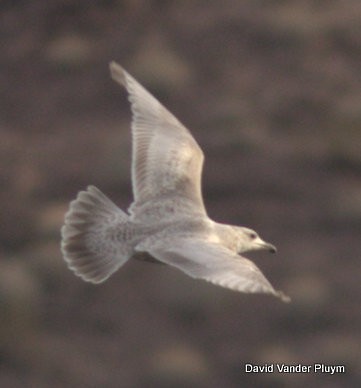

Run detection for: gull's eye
[[249, 233, 257, 240]]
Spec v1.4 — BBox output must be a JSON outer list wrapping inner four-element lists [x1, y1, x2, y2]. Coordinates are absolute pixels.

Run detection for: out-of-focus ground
[[1, 1, 360, 387]]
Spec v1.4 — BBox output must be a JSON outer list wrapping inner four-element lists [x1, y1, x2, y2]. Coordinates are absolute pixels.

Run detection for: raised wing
[[110, 62, 206, 220], [136, 237, 290, 302]]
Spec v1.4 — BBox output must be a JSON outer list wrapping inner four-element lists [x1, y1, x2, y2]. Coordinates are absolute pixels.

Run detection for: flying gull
[[61, 62, 290, 302]]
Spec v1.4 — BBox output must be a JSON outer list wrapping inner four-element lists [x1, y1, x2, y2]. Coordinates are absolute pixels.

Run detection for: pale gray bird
[[61, 62, 290, 302]]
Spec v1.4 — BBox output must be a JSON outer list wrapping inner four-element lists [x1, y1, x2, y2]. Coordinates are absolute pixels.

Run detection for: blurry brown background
[[1, 1, 360, 387]]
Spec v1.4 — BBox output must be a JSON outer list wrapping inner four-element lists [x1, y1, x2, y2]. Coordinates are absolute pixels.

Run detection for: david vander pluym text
[[244, 363, 345, 375]]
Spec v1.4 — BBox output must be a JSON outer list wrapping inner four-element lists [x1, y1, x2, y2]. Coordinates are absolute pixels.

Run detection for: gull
[[61, 61, 290, 302]]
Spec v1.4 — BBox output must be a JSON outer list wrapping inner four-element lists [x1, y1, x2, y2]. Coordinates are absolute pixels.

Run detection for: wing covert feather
[[136, 237, 290, 302], [110, 62, 206, 218]]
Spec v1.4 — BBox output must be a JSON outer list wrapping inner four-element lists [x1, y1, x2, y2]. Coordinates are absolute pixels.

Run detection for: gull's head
[[234, 226, 277, 254]]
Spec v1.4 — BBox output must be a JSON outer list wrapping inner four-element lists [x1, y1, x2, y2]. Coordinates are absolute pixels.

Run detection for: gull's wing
[[136, 238, 290, 302], [110, 62, 206, 220]]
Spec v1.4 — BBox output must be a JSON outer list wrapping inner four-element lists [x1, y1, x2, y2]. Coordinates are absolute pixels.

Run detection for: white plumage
[[61, 62, 290, 303]]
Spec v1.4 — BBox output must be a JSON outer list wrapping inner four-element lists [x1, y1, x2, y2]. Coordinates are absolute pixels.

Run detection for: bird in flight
[[61, 62, 290, 302]]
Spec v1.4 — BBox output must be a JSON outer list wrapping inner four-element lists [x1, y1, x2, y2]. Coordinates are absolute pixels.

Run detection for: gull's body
[[61, 62, 289, 302]]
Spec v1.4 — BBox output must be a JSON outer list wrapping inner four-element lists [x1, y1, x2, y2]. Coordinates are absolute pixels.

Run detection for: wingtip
[[109, 61, 127, 86], [277, 290, 291, 303]]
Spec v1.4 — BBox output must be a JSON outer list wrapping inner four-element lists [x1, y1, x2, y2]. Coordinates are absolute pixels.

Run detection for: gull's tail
[[61, 186, 132, 283]]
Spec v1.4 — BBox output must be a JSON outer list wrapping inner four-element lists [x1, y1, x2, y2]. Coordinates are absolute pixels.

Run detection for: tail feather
[[61, 186, 131, 283]]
